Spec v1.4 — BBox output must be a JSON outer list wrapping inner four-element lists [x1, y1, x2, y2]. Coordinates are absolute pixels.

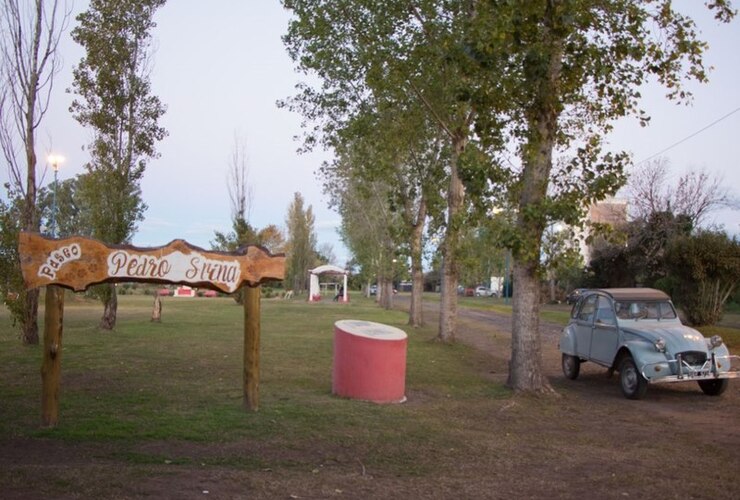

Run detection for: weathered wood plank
[[18, 232, 284, 293]]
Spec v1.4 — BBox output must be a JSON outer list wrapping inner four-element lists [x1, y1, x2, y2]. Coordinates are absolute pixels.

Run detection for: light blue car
[[559, 288, 738, 399]]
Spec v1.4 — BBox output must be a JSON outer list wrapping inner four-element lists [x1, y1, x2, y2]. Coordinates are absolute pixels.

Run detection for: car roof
[[587, 288, 670, 301]]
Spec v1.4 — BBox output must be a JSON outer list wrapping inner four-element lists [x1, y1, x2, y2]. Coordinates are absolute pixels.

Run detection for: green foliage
[[467, 1, 721, 265], [69, 0, 167, 245], [36, 177, 93, 237], [456, 222, 508, 287], [588, 210, 696, 288], [664, 231, 740, 326], [0, 197, 25, 328], [285, 192, 318, 292]]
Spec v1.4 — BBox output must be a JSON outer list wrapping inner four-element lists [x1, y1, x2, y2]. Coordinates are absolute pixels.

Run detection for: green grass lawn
[[2, 291, 739, 498], [0, 293, 505, 460]]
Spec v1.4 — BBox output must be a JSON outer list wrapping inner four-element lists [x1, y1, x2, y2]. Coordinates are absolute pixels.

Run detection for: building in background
[[578, 198, 629, 264]]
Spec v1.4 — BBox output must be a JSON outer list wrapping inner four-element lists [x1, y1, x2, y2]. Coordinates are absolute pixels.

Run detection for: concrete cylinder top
[[332, 320, 408, 404]]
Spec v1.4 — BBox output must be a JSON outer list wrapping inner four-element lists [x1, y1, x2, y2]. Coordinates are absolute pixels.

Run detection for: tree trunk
[[409, 254, 424, 327], [379, 276, 394, 310], [20, 16, 42, 345], [508, 260, 552, 392], [21, 288, 40, 345], [549, 276, 556, 303], [151, 294, 162, 322], [437, 135, 466, 342], [408, 198, 427, 328], [100, 283, 118, 330], [507, 12, 562, 392]]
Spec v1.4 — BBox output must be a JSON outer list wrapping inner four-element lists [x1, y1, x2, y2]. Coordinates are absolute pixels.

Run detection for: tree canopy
[[283, 0, 736, 392]]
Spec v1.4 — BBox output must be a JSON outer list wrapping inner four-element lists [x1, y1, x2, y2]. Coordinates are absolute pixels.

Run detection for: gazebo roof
[[310, 264, 347, 275]]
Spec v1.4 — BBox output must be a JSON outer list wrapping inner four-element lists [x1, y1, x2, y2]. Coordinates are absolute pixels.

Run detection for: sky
[[4, 1, 739, 265]]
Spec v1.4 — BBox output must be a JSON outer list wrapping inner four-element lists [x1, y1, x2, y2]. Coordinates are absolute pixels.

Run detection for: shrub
[[665, 231, 740, 326]]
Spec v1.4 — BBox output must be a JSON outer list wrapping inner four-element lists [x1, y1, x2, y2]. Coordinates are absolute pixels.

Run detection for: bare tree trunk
[[379, 276, 394, 310], [21, 136, 39, 344], [409, 250, 424, 327], [99, 283, 117, 330], [1, 1, 69, 345], [437, 136, 466, 342], [549, 276, 556, 303], [18, 1, 43, 345], [408, 198, 426, 327]]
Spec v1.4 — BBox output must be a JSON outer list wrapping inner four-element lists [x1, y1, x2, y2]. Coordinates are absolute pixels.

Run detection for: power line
[[637, 106, 740, 164]]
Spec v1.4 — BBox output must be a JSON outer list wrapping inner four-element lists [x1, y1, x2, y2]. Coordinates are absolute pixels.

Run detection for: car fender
[[618, 339, 669, 379], [710, 343, 733, 374], [559, 325, 577, 356]]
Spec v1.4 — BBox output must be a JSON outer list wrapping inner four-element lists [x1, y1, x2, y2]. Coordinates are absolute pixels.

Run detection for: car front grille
[[678, 351, 707, 366]]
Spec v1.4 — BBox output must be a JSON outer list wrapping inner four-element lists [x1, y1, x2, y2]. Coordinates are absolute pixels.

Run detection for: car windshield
[[614, 300, 677, 320]]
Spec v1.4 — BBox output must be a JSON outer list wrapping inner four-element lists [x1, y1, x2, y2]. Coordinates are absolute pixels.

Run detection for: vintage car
[[559, 288, 738, 399]]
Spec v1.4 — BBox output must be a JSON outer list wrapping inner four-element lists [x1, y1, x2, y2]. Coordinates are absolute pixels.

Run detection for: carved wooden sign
[[18, 232, 285, 293]]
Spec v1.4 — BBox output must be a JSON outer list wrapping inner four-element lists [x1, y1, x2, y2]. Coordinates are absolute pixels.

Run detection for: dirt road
[[393, 293, 740, 444]]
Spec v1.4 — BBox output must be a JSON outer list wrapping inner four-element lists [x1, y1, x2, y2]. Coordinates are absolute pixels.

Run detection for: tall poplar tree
[[320, 104, 445, 322], [70, 0, 167, 330], [467, 0, 736, 392], [285, 192, 317, 293]]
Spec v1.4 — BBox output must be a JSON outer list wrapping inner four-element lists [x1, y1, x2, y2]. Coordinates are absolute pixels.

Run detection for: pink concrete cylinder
[[332, 320, 408, 404]]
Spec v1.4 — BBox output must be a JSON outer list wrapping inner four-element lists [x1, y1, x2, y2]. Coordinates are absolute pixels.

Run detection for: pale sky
[[4, 1, 739, 266]]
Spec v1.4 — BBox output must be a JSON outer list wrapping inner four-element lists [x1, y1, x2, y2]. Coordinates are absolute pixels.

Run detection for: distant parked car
[[475, 286, 496, 297], [566, 288, 587, 305], [559, 288, 739, 399], [369, 284, 377, 296]]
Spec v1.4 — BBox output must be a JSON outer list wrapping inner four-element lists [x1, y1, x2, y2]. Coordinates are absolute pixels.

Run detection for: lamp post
[[47, 154, 64, 237], [43, 153, 64, 427]]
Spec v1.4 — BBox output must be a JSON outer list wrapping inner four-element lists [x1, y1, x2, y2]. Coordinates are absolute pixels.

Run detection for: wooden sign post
[[41, 285, 64, 427], [243, 285, 261, 411], [19, 232, 285, 426]]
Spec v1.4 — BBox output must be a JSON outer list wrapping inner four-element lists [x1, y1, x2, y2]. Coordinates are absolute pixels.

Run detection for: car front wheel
[[619, 356, 648, 400], [698, 378, 728, 396], [561, 354, 580, 380]]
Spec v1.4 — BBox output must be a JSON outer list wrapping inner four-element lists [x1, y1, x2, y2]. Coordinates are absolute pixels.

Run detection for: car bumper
[[641, 354, 740, 384]]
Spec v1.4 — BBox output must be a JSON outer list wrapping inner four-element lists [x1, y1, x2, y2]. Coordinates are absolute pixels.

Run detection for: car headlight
[[654, 338, 666, 353], [710, 335, 723, 348]]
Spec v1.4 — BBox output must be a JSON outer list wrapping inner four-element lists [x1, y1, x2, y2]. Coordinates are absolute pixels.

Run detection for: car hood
[[621, 322, 707, 353]]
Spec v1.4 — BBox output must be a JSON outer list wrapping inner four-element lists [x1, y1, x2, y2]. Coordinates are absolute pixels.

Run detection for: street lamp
[[47, 154, 64, 237]]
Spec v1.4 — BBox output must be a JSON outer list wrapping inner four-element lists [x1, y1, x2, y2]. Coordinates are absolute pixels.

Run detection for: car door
[[574, 294, 597, 358], [589, 295, 619, 365]]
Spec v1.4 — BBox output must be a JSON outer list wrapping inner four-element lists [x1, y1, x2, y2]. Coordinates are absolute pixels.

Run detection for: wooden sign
[[18, 232, 285, 293]]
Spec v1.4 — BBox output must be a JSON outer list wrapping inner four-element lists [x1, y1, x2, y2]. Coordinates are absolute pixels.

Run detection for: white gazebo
[[308, 264, 349, 302]]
